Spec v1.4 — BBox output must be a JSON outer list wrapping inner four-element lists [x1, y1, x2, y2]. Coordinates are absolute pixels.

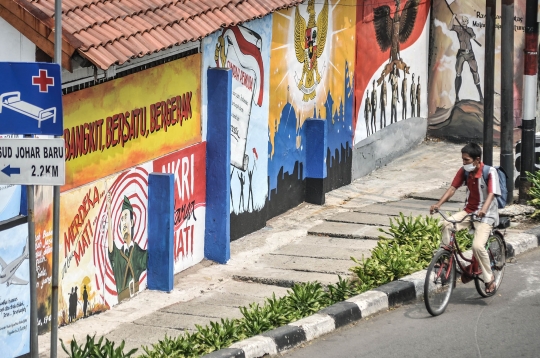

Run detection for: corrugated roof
[[21, 0, 303, 70]]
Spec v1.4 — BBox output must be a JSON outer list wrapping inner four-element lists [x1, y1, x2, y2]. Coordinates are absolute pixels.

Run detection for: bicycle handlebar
[[434, 210, 477, 224]]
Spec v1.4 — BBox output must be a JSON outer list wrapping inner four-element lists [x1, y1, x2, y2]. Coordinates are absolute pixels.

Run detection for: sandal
[[485, 276, 496, 294]]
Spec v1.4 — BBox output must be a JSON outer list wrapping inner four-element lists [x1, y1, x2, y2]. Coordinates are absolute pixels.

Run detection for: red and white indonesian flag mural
[[215, 26, 264, 171]]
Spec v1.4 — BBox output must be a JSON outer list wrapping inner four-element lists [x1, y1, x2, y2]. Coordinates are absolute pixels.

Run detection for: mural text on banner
[[0, 221, 30, 358], [153, 142, 206, 273], [62, 54, 202, 191], [203, 17, 271, 239]]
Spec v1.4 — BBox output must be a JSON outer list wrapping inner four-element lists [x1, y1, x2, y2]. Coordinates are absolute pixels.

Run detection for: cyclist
[[429, 143, 501, 293]]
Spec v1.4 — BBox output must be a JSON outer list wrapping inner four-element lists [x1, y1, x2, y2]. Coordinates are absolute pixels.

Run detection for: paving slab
[[307, 222, 383, 239], [408, 187, 467, 203], [210, 280, 290, 298], [160, 302, 244, 320], [106, 322, 183, 346], [232, 267, 342, 287], [198, 292, 268, 308], [383, 198, 463, 210], [133, 310, 215, 330], [296, 235, 381, 249], [256, 254, 355, 275], [354, 203, 458, 217], [326, 212, 392, 226], [271, 242, 377, 260]]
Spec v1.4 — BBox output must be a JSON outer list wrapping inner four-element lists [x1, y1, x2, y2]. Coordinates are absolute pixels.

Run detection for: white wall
[[0, 17, 35, 62]]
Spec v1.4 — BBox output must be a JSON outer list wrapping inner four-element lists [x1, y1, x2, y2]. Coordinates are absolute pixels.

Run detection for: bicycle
[[424, 210, 507, 316]]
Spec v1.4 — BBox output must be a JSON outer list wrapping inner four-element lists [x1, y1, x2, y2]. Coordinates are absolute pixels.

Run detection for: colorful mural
[[62, 54, 202, 191], [354, 0, 431, 143], [32, 55, 206, 331], [268, 0, 356, 216], [59, 164, 150, 323], [153, 143, 206, 273], [0, 220, 30, 358], [427, 0, 525, 142], [202, 17, 272, 240]]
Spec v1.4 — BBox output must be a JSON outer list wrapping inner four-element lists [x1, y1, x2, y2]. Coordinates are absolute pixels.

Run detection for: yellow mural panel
[[269, 0, 356, 152], [62, 54, 202, 191]]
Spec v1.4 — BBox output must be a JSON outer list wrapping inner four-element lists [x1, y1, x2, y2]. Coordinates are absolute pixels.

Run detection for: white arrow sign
[[0, 138, 65, 185]]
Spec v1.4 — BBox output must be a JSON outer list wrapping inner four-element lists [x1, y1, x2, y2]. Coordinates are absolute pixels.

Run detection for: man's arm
[[449, 14, 457, 29], [430, 186, 457, 214], [478, 193, 495, 218], [107, 193, 114, 253]]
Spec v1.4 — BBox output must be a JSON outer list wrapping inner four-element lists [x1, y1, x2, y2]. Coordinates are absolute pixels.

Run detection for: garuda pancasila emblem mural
[[294, 0, 328, 102], [373, 0, 419, 84]]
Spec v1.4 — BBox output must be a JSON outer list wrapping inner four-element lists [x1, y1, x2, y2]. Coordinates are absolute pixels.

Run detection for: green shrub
[[526, 171, 540, 218], [61, 335, 137, 358]]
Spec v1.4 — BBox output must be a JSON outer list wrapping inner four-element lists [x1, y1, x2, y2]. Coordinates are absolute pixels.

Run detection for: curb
[[203, 230, 540, 358]]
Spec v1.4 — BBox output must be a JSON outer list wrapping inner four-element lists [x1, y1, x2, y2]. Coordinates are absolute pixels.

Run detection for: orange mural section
[[62, 54, 202, 191]]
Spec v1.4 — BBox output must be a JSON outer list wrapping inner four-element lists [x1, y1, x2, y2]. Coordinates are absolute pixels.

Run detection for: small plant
[[326, 275, 361, 303], [195, 318, 245, 354], [239, 303, 275, 336], [61, 335, 137, 358], [285, 281, 329, 320], [526, 171, 540, 218]]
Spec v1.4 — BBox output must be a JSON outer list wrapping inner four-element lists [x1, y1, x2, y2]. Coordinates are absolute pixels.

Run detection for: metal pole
[[519, 0, 539, 202], [51, 0, 62, 356], [27, 185, 38, 358], [483, 0, 496, 166], [501, 0, 515, 203]]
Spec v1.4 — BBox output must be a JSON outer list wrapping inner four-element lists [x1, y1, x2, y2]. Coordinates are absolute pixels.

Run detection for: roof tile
[[21, 0, 302, 70]]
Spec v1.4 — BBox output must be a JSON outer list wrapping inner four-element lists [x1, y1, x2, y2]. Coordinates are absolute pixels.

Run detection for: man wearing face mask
[[429, 143, 501, 293]]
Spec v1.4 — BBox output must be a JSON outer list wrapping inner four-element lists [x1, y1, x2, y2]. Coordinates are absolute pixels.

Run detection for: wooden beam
[[0, 5, 72, 71]]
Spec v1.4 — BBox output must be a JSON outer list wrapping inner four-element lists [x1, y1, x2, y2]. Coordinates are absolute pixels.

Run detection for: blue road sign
[[0, 62, 63, 135]]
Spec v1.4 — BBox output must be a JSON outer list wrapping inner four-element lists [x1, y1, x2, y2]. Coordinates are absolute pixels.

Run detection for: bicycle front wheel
[[424, 249, 456, 316], [475, 233, 506, 297]]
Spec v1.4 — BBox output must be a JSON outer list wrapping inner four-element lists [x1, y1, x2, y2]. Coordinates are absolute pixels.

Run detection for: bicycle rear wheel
[[424, 249, 456, 316], [475, 233, 506, 297]]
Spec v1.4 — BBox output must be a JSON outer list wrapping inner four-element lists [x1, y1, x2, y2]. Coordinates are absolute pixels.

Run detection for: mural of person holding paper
[[205, 17, 271, 239]]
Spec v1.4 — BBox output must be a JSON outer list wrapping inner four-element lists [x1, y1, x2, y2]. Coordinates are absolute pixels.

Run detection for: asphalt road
[[284, 248, 540, 358]]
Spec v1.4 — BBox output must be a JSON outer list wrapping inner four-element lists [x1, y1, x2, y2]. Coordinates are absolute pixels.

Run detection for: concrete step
[[326, 212, 392, 226], [354, 203, 459, 217], [383, 198, 463, 210], [232, 267, 342, 287], [408, 187, 467, 203], [307, 222, 382, 239], [257, 254, 356, 275], [271, 242, 376, 260]]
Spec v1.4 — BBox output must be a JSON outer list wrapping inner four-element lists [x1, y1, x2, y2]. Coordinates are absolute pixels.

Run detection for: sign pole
[[27, 185, 38, 357], [51, 0, 62, 357]]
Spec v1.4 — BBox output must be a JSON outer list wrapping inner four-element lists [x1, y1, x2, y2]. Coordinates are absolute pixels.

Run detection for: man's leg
[[441, 211, 470, 245], [472, 222, 493, 283], [468, 56, 483, 102], [455, 54, 465, 102]]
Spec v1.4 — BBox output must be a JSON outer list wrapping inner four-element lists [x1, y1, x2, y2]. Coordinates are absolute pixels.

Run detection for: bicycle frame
[[436, 211, 505, 282]]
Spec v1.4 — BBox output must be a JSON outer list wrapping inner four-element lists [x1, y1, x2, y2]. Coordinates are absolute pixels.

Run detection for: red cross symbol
[[32, 69, 54, 93]]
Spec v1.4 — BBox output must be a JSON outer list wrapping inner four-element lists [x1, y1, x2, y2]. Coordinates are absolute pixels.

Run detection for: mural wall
[[354, 0, 431, 144], [202, 17, 272, 240], [269, 0, 356, 217], [35, 55, 206, 330], [427, 0, 526, 142], [0, 185, 29, 358]]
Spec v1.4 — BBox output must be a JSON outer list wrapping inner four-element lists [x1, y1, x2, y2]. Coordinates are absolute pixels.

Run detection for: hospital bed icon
[[0, 91, 56, 128]]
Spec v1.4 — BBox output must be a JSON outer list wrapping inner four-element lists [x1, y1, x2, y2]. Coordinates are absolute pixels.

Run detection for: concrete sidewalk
[[39, 141, 536, 357]]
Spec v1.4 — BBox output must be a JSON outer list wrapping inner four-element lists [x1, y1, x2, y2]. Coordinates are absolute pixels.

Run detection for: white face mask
[[463, 163, 476, 172]]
